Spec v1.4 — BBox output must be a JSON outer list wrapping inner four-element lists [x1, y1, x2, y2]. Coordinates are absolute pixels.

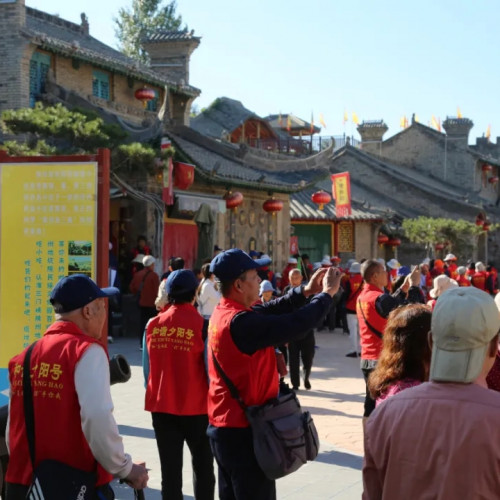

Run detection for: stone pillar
[[357, 120, 388, 156]]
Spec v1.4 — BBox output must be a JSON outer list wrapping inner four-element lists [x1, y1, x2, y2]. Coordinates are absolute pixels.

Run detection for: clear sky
[[26, 0, 500, 143]]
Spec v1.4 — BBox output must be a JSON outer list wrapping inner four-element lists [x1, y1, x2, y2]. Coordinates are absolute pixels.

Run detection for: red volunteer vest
[[346, 274, 363, 312], [207, 297, 279, 428], [356, 284, 386, 360], [145, 303, 207, 415], [471, 271, 488, 291], [6, 322, 113, 487], [447, 263, 458, 279], [457, 275, 471, 287]]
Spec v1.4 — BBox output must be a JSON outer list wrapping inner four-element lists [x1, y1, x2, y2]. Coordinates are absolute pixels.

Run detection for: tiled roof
[[290, 178, 384, 221], [144, 30, 200, 43], [191, 97, 271, 138], [24, 7, 200, 97], [169, 126, 325, 192]]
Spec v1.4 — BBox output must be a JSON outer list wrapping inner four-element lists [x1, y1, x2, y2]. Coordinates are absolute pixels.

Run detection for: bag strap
[[22, 341, 39, 468], [357, 299, 383, 339], [138, 270, 151, 296], [211, 350, 247, 411]]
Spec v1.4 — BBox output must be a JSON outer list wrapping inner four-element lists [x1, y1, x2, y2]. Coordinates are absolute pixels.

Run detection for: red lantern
[[311, 190, 332, 210], [225, 191, 243, 210], [263, 198, 283, 215], [435, 242, 445, 251], [482, 164, 493, 173], [483, 220, 491, 231], [489, 176, 499, 184], [387, 238, 401, 248], [173, 162, 195, 190], [134, 87, 156, 108], [377, 233, 389, 246], [476, 214, 485, 226]]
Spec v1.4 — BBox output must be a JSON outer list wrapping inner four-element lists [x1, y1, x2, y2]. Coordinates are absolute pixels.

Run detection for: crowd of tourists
[[4, 239, 500, 499]]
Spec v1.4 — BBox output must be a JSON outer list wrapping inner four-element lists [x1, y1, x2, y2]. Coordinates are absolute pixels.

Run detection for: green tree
[[114, 0, 185, 64], [1, 104, 159, 174], [402, 216, 488, 259]]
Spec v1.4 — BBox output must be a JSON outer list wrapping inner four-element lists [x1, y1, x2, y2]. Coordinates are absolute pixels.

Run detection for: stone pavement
[[108, 330, 365, 499]]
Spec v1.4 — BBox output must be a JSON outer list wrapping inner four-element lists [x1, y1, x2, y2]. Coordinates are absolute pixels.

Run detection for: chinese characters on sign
[[0, 163, 97, 366], [331, 172, 352, 217]]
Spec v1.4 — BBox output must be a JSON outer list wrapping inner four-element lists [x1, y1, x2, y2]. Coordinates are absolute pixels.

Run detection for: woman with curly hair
[[368, 304, 432, 407]]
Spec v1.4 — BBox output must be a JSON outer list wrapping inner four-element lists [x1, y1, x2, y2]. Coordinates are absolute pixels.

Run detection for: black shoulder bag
[[211, 350, 319, 480], [23, 341, 97, 500]]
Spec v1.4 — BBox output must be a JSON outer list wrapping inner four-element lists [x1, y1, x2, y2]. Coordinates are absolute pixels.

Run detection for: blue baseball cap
[[166, 269, 199, 296], [50, 274, 119, 313], [210, 248, 272, 281]]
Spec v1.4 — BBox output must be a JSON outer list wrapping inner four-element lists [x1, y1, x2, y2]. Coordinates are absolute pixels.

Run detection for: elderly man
[[5, 274, 148, 499], [363, 287, 500, 499], [207, 249, 340, 500], [357, 260, 422, 422]]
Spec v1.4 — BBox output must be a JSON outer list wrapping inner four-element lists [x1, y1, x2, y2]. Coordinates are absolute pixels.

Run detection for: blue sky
[[26, 0, 500, 143]]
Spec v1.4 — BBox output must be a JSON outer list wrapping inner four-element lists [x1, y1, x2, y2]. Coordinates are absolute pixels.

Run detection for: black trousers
[[207, 425, 276, 500], [152, 412, 215, 500], [288, 331, 315, 389], [362, 368, 376, 417], [5, 482, 114, 499], [139, 306, 157, 346]]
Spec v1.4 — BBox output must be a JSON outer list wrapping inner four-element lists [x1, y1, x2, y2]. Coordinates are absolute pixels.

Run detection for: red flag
[[162, 157, 174, 205], [331, 172, 352, 217]]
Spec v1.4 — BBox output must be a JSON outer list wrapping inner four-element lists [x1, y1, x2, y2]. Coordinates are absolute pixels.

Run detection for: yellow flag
[[278, 112, 283, 127], [286, 115, 292, 132], [343, 110, 348, 124], [486, 124, 491, 140], [457, 107, 463, 119], [415, 115, 419, 123], [400, 116, 405, 129], [319, 113, 327, 128], [352, 112, 360, 125], [431, 115, 441, 131]]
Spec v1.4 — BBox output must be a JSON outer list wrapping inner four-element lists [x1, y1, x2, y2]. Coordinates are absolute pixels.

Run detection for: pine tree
[[114, 0, 185, 64]]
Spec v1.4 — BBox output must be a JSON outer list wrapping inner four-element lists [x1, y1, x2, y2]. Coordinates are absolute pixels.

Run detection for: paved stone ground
[[108, 329, 365, 499]]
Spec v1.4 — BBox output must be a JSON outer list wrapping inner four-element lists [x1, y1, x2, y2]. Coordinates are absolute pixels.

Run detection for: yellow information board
[[0, 162, 97, 400]]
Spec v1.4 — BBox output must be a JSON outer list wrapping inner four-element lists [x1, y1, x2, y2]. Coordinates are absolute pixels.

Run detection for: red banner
[[162, 157, 174, 205], [173, 161, 195, 190], [331, 172, 352, 217], [290, 236, 299, 255]]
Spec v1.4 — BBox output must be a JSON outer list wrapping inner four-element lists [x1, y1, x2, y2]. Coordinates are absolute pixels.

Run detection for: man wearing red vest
[[357, 260, 422, 425], [344, 262, 363, 357], [207, 249, 340, 500], [471, 261, 494, 294], [144, 269, 215, 500], [5, 274, 148, 499]]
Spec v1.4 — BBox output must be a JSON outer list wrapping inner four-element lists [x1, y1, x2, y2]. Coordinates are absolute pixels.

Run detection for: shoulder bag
[[23, 341, 97, 500], [211, 350, 319, 480]]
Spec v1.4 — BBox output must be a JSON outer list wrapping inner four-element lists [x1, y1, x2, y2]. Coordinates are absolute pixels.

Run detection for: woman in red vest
[[144, 270, 215, 500]]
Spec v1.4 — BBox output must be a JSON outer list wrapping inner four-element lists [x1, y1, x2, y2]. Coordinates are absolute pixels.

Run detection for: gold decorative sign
[[337, 221, 354, 252]]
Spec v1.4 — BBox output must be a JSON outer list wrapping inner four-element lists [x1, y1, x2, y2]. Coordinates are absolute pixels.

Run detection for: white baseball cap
[[143, 255, 156, 267]]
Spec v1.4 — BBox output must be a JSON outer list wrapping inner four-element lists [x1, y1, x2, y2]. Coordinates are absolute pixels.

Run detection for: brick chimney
[[0, 0, 28, 114], [442, 117, 473, 147], [142, 30, 200, 86], [357, 120, 389, 156]]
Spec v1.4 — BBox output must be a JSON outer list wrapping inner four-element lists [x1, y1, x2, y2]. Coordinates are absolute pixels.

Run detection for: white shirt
[[198, 279, 221, 317]]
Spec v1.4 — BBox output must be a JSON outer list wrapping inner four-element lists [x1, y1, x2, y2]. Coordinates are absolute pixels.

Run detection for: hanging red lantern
[[225, 191, 243, 211], [476, 213, 485, 226], [311, 190, 331, 210], [489, 176, 499, 184], [482, 164, 493, 173], [134, 87, 156, 108], [435, 242, 445, 251], [377, 233, 389, 246], [483, 220, 491, 231], [263, 198, 283, 215], [387, 237, 401, 249]]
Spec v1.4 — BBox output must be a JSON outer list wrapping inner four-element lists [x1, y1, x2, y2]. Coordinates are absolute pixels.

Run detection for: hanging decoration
[[483, 220, 491, 231], [263, 197, 283, 215], [387, 237, 401, 250], [225, 191, 244, 211], [377, 233, 389, 246], [134, 87, 156, 108], [173, 162, 195, 190], [311, 190, 332, 210], [435, 242, 445, 251], [476, 213, 485, 226]]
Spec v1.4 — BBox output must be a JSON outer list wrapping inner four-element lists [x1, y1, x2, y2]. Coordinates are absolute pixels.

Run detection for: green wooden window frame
[[92, 70, 110, 100], [29, 52, 51, 107]]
